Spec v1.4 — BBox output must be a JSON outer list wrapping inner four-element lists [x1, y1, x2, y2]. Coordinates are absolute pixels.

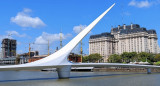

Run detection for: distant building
[[28, 55, 47, 63], [1, 38, 16, 58], [18, 51, 39, 63], [19, 51, 39, 58], [28, 53, 81, 63], [89, 24, 159, 62], [68, 53, 81, 63], [0, 57, 16, 65]]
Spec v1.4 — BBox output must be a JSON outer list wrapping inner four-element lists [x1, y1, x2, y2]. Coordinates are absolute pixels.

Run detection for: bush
[[154, 61, 160, 66], [122, 62, 127, 64], [82, 53, 102, 63]]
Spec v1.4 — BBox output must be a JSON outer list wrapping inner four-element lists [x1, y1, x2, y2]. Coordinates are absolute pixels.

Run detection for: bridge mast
[[48, 40, 50, 56], [29, 43, 31, 58], [60, 31, 63, 49], [80, 26, 83, 63]]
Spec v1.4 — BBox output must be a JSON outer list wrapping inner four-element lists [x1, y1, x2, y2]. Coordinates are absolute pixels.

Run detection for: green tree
[[154, 54, 160, 62], [130, 52, 138, 62], [138, 52, 154, 63], [82, 56, 89, 62], [154, 61, 160, 65], [138, 52, 149, 62], [120, 52, 138, 63], [108, 54, 121, 63], [121, 52, 130, 63], [83, 53, 102, 63], [148, 53, 155, 63], [107, 52, 156, 63]]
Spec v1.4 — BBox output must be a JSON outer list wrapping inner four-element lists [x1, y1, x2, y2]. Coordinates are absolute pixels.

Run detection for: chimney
[[131, 23, 133, 29], [118, 25, 120, 30], [123, 24, 126, 29], [111, 26, 113, 32]]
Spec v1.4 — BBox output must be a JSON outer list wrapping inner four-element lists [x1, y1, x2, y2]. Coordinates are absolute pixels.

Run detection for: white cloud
[[17, 50, 23, 54], [71, 44, 81, 54], [23, 8, 32, 13], [0, 35, 7, 41], [123, 12, 131, 16], [6, 31, 26, 37], [0, 31, 26, 51], [72, 25, 89, 54], [35, 36, 47, 44], [128, 0, 160, 8], [34, 32, 72, 45], [11, 8, 46, 28], [0, 31, 26, 47], [73, 25, 87, 34], [129, 0, 150, 8], [17, 41, 21, 45], [33, 32, 72, 55]]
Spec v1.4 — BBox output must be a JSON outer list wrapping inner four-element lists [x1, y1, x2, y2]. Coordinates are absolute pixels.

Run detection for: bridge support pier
[[147, 68, 151, 74], [57, 65, 71, 79]]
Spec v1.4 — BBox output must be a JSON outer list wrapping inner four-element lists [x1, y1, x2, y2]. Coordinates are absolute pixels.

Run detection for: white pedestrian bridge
[[0, 3, 159, 79]]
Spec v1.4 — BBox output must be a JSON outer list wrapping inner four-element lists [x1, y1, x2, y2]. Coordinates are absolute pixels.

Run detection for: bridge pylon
[[57, 65, 71, 79], [147, 68, 151, 74]]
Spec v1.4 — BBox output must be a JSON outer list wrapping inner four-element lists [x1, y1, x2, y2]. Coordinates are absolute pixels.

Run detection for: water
[[0, 71, 160, 86]]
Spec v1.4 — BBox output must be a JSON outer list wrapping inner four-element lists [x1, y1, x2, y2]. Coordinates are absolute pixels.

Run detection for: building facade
[[89, 24, 159, 62], [1, 38, 16, 58], [28, 53, 81, 63], [68, 53, 81, 63]]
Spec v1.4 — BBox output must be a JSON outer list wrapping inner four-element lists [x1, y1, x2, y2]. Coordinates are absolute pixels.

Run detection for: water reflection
[[0, 71, 160, 86]]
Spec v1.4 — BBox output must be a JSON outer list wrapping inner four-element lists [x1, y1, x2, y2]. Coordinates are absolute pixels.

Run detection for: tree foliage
[[154, 61, 160, 65], [83, 53, 102, 63], [120, 52, 137, 63], [138, 52, 155, 63], [108, 52, 157, 63], [108, 54, 121, 63], [154, 54, 160, 61], [85, 52, 159, 63]]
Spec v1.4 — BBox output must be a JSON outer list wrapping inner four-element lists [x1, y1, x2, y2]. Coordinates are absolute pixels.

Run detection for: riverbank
[[41, 67, 160, 73], [93, 67, 160, 73]]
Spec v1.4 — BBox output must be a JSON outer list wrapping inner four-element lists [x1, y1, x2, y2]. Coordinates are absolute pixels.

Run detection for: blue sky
[[0, 0, 160, 55]]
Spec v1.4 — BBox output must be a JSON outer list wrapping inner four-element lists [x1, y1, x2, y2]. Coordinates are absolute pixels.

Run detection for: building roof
[[147, 30, 156, 34], [120, 27, 147, 35], [90, 32, 114, 39], [90, 24, 157, 39], [111, 24, 156, 35], [2, 38, 16, 44], [112, 24, 140, 33], [32, 55, 48, 58]]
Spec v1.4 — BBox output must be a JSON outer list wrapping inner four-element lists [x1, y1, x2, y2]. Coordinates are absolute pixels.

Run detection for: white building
[[89, 24, 159, 62]]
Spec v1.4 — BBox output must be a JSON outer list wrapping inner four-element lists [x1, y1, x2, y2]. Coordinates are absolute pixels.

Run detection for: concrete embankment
[[93, 67, 160, 73]]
